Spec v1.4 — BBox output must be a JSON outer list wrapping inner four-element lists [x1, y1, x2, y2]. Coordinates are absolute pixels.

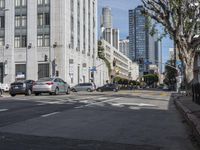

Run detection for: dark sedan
[[97, 84, 119, 92], [9, 80, 35, 97]]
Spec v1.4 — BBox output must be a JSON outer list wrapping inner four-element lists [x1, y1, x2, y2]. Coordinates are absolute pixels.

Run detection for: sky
[[98, 0, 173, 64]]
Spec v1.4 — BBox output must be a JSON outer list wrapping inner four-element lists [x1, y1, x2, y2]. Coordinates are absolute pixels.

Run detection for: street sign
[[90, 66, 97, 72], [144, 61, 152, 65]]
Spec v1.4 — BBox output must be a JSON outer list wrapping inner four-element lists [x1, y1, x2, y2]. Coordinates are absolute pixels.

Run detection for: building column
[[4, 0, 15, 84], [27, 0, 38, 80]]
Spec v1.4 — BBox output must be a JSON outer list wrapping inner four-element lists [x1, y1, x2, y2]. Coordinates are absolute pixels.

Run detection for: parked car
[[33, 77, 70, 96], [0, 83, 10, 92], [71, 83, 96, 92], [9, 80, 35, 97], [162, 85, 170, 91], [97, 84, 119, 92]]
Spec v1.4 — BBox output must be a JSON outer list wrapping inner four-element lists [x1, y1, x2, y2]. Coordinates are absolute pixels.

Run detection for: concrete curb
[[173, 96, 200, 143]]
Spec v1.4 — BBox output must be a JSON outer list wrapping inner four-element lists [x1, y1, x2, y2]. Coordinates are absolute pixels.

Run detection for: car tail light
[[46, 82, 53, 85]]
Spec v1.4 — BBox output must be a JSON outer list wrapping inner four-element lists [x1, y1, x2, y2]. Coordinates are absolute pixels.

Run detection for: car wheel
[[49, 93, 53, 95], [25, 89, 32, 96], [66, 88, 70, 95], [35, 93, 40, 96], [11, 94, 16, 97], [71, 88, 76, 92], [54, 87, 59, 95], [87, 88, 92, 92], [98, 89, 103, 92]]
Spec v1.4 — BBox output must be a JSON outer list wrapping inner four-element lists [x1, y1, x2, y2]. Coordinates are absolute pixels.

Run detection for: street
[[0, 90, 198, 150]]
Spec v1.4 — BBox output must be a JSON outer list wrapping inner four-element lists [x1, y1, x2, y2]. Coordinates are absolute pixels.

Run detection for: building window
[[0, 37, 4, 46], [0, 0, 5, 8], [15, 16, 27, 27], [21, 0, 26, 6], [15, 16, 20, 27], [37, 35, 50, 47], [15, 36, 20, 48], [21, 35, 27, 47], [14, 36, 27, 48], [21, 16, 27, 27], [37, 14, 43, 26], [44, 13, 50, 25], [15, 64, 26, 80], [15, 0, 21, 7], [38, 64, 49, 79], [0, 16, 4, 28], [15, 0, 26, 7], [38, 0, 49, 5], [37, 35, 43, 47], [44, 35, 50, 46], [44, 0, 49, 5], [38, 0, 43, 5], [38, 13, 50, 26]]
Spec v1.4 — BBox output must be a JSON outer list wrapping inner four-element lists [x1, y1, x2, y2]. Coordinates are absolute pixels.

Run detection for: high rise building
[[101, 7, 112, 29], [112, 28, 119, 49], [0, 0, 97, 86], [129, 5, 162, 75], [101, 7, 119, 49]]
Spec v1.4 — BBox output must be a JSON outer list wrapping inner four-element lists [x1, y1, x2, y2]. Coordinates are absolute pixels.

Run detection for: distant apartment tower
[[0, 0, 97, 85], [101, 7, 112, 29], [119, 39, 129, 57], [101, 7, 119, 49]]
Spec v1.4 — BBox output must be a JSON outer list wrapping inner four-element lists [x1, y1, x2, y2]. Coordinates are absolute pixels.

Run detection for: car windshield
[[38, 78, 53, 82]]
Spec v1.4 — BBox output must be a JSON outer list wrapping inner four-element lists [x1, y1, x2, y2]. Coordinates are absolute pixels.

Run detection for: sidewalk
[[173, 94, 200, 143]]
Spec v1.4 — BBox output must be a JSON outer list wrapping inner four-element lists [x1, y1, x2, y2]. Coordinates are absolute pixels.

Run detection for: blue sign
[[144, 61, 152, 65], [90, 66, 97, 72], [176, 61, 182, 66]]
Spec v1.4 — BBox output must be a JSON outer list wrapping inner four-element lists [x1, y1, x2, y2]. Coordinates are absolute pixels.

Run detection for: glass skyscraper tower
[[129, 6, 149, 75]]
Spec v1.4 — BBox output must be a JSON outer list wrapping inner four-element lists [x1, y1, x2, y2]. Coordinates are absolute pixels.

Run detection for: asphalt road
[[0, 90, 199, 150]]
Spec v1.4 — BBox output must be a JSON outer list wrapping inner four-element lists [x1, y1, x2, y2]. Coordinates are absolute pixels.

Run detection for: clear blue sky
[[98, 0, 173, 64]]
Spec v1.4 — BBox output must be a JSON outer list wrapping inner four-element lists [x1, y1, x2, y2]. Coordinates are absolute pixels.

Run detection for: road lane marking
[[111, 103, 156, 107], [41, 112, 60, 117], [0, 109, 8, 112], [98, 97, 108, 100], [75, 97, 121, 109]]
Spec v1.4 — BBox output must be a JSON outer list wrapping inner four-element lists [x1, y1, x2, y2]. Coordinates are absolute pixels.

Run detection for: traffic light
[[113, 59, 116, 67], [44, 55, 48, 61], [56, 71, 59, 77]]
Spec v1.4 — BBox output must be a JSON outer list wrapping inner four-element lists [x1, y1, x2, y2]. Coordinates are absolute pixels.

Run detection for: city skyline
[[98, 0, 173, 66]]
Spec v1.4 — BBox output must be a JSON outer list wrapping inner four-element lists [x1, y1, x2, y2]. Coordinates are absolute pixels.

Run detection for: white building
[[101, 39, 139, 81], [0, 0, 98, 86], [119, 39, 129, 57]]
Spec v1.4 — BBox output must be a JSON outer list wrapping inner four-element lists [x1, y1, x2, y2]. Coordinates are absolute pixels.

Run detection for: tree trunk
[[183, 56, 195, 95]]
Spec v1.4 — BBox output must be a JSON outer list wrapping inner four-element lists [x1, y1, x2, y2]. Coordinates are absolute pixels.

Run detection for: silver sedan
[[33, 77, 70, 96]]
